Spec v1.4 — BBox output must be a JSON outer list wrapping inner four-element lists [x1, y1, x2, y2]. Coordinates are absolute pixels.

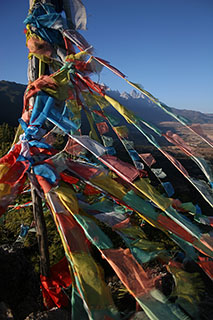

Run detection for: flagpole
[[28, 0, 50, 278]]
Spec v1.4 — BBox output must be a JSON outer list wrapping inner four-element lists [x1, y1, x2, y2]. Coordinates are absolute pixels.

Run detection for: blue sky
[[0, 0, 212, 113]]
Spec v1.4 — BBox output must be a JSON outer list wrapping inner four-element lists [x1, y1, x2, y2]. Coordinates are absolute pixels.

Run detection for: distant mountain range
[[106, 87, 213, 125], [0, 81, 25, 126], [1, 80, 213, 127]]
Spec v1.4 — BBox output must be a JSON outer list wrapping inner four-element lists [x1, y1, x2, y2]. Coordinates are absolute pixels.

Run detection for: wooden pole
[[28, 0, 50, 277], [31, 185, 50, 277]]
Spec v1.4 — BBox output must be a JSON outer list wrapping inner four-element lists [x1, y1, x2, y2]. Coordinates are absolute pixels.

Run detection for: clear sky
[[0, 0, 212, 113]]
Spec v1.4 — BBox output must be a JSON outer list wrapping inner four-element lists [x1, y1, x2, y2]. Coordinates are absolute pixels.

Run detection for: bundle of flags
[[0, 1, 212, 319]]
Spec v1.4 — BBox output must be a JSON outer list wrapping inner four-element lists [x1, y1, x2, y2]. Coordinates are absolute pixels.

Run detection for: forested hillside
[[0, 123, 16, 157], [0, 81, 25, 126]]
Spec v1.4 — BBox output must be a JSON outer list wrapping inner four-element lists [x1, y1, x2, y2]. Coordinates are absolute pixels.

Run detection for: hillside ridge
[[1, 80, 213, 126]]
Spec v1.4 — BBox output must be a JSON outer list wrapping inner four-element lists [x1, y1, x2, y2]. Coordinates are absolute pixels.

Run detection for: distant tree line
[[0, 123, 16, 157]]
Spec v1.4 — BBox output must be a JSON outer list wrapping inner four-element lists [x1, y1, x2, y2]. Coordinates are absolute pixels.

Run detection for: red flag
[[139, 153, 156, 167], [40, 257, 72, 309], [96, 122, 109, 135]]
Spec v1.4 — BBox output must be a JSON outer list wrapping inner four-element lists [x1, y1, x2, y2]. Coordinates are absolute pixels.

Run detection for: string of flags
[[0, 1, 212, 319]]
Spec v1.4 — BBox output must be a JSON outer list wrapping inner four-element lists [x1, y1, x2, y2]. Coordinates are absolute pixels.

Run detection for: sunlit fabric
[[0, 1, 212, 318]]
